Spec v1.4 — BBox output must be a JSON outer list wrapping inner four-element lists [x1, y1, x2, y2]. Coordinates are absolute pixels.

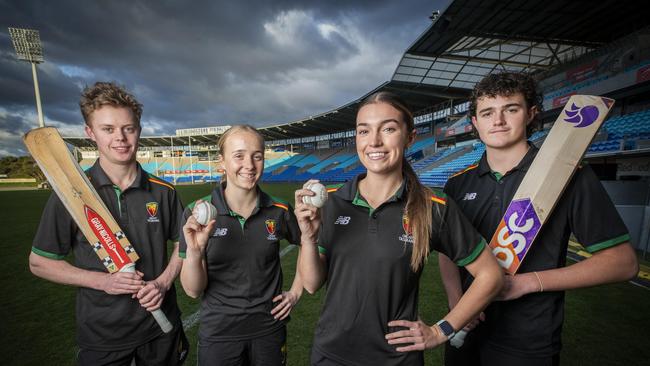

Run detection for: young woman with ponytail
[[295, 92, 503, 365]]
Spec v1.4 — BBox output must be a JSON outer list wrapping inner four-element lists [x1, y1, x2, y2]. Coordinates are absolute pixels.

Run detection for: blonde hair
[[217, 125, 265, 182], [358, 92, 433, 271]]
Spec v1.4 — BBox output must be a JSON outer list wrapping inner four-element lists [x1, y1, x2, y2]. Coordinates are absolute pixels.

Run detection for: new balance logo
[[212, 228, 228, 237], [334, 216, 351, 225], [463, 192, 477, 201]]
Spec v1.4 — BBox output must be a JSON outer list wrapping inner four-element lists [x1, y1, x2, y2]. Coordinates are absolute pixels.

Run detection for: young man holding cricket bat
[[29, 82, 188, 365], [439, 72, 638, 366]]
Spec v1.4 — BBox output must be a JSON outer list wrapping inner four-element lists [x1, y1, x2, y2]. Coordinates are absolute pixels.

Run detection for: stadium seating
[[419, 143, 486, 187], [75, 108, 650, 188], [412, 146, 462, 172]]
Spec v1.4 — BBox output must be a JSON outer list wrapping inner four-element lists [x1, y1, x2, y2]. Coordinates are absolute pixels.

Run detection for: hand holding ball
[[302, 182, 328, 208], [193, 201, 217, 226]]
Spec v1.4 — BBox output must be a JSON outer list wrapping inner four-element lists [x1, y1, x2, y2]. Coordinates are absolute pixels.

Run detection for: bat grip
[[119, 264, 174, 333], [449, 329, 468, 348]]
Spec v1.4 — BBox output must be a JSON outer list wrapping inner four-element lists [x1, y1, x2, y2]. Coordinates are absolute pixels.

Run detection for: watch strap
[[435, 319, 456, 340]]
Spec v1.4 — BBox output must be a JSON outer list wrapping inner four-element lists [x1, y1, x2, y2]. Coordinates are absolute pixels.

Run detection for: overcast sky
[[0, 0, 450, 156]]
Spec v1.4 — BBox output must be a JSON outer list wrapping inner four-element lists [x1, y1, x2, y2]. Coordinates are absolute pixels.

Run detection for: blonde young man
[[30, 82, 188, 365]]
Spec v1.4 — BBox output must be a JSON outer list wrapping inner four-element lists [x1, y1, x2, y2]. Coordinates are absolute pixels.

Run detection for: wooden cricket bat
[[24, 127, 173, 333], [489, 95, 615, 274]]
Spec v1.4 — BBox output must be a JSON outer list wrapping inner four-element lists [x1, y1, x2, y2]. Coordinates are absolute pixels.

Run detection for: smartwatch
[[435, 319, 456, 341]]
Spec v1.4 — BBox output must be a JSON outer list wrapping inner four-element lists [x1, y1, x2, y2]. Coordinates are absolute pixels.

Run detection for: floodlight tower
[[8, 27, 45, 127]]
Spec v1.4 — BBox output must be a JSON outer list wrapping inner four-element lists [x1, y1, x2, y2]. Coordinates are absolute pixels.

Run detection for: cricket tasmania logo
[[489, 198, 541, 273], [146, 202, 160, 223], [399, 214, 414, 244], [265, 219, 278, 241]]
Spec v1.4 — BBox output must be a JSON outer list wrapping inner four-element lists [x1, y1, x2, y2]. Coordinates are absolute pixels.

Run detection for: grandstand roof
[[256, 80, 470, 141], [395, 0, 650, 89]]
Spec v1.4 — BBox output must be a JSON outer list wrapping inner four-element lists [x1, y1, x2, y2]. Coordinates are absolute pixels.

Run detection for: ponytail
[[402, 157, 433, 271]]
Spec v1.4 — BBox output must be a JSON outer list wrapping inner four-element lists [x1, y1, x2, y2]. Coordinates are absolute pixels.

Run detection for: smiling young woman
[[294, 92, 504, 366], [180, 125, 304, 366]]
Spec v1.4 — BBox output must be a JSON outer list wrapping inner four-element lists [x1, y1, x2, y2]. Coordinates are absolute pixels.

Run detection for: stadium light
[[8, 27, 45, 128]]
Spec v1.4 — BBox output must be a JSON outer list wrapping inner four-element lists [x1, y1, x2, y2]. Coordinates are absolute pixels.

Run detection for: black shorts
[[443, 326, 482, 366], [310, 348, 348, 366], [78, 326, 189, 366], [198, 326, 286, 366], [480, 345, 560, 366], [444, 324, 559, 366]]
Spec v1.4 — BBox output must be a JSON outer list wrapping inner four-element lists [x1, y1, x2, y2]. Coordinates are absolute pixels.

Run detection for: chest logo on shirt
[[399, 214, 414, 244], [146, 202, 160, 223], [334, 216, 351, 225], [462, 192, 477, 201], [265, 219, 278, 241], [212, 228, 228, 237]]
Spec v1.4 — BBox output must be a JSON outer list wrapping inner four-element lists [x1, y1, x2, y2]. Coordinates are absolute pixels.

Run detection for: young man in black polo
[[439, 72, 639, 366], [29, 82, 187, 365]]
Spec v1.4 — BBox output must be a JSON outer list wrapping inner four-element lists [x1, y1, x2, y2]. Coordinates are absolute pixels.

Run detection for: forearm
[[179, 247, 208, 298], [289, 251, 305, 298], [29, 252, 107, 291], [444, 248, 502, 330], [155, 242, 183, 290], [298, 236, 326, 294], [438, 254, 463, 308], [537, 242, 638, 292]]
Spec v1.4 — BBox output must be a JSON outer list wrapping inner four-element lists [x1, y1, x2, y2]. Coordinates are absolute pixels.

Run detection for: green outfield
[[1, 183, 649, 365]]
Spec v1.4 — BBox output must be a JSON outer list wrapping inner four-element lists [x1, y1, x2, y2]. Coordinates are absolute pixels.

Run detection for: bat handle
[[152, 309, 174, 333], [449, 329, 468, 348], [120, 263, 174, 333]]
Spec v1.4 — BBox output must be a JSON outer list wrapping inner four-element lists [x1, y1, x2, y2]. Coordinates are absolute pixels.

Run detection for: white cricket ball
[[303, 182, 328, 208], [193, 201, 217, 226]]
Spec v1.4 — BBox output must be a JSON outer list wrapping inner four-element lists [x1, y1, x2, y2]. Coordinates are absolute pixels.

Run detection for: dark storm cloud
[[0, 0, 449, 155]]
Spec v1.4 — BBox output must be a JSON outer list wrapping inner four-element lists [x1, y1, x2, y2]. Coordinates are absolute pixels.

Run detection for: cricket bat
[[24, 127, 173, 333], [489, 95, 615, 274], [451, 95, 614, 348]]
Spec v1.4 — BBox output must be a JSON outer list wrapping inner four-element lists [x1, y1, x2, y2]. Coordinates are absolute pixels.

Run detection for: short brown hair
[[79, 82, 143, 126], [469, 72, 543, 137]]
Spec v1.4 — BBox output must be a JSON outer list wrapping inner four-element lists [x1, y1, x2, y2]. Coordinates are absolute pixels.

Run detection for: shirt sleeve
[[431, 196, 486, 267], [316, 202, 332, 257], [31, 193, 75, 260], [177, 207, 192, 258], [283, 204, 301, 246], [443, 177, 456, 197], [568, 165, 630, 253], [168, 189, 184, 242]]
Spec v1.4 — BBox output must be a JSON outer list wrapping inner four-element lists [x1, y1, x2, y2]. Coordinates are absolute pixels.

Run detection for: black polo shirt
[[444, 145, 630, 357], [313, 174, 486, 366], [179, 183, 301, 342], [32, 161, 183, 351]]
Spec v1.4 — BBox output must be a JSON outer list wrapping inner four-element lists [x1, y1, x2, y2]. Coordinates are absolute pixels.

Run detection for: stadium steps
[[419, 144, 486, 187], [418, 145, 472, 172], [298, 149, 342, 174], [413, 146, 463, 173]]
